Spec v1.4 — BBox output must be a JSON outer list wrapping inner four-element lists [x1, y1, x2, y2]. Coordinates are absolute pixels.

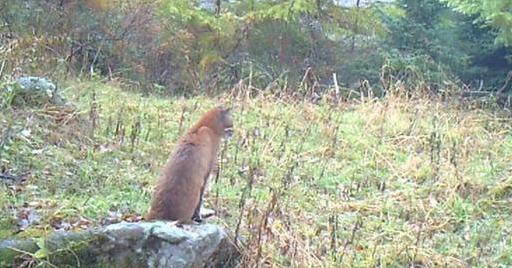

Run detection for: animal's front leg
[[193, 159, 217, 223], [192, 184, 205, 223]]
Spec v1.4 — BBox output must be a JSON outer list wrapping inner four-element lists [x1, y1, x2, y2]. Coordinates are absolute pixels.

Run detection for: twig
[[234, 165, 255, 247], [329, 214, 338, 260], [0, 60, 5, 78], [477, 79, 483, 91], [254, 189, 278, 265], [332, 73, 340, 100], [497, 71, 512, 94], [0, 173, 16, 181], [339, 217, 362, 263], [178, 105, 186, 134], [299, 67, 312, 92], [6, 246, 58, 268], [214, 139, 228, 208], [411, 222, 423, 266], [0, 122, 12, 158], [90, 42, 104, 77]]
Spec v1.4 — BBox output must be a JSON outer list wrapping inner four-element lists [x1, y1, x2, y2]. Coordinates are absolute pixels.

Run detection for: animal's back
[[146, 139, 210, 221], [146, 106, 232, 222]]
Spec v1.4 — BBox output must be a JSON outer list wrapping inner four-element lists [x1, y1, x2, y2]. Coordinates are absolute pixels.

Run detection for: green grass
[[1, 79, 511, 267]]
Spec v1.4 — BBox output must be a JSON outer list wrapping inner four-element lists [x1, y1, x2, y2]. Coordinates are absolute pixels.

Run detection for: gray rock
[[0, 222, 241, 268], [14, 76, 66, 105]]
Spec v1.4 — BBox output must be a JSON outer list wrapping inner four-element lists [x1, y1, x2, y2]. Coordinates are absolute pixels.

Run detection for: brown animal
[[146, 106, 233, 223]]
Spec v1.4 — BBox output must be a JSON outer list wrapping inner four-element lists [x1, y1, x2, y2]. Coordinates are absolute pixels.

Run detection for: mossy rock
[[0, 222, 241, 268]]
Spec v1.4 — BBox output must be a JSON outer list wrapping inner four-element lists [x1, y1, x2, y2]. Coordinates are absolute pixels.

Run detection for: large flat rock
[[0, 222, 240, 268]]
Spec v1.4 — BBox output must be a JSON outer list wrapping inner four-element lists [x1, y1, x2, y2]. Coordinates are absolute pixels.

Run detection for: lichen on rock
[[0, 222, 241, 268]]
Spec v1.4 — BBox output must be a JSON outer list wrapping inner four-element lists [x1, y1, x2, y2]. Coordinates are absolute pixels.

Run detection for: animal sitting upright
[[146, 106, 233, 223]]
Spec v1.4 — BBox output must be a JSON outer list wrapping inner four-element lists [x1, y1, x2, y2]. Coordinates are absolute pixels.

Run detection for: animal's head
[[192, 106, 234, 138], [217, 106, 233, 138]]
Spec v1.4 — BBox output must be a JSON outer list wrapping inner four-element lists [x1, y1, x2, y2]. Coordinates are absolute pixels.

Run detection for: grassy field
[[1, 79, 511, 267]]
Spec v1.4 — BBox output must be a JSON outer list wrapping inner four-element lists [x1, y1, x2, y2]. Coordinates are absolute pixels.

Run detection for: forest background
[[1, 0, 511, 96]]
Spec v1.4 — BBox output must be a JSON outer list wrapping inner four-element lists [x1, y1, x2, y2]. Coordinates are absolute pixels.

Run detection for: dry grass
[[0, 79, 511, 267]]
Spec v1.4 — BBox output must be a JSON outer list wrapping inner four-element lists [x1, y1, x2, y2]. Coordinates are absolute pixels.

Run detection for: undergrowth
[[0, 79, 511, 267]]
